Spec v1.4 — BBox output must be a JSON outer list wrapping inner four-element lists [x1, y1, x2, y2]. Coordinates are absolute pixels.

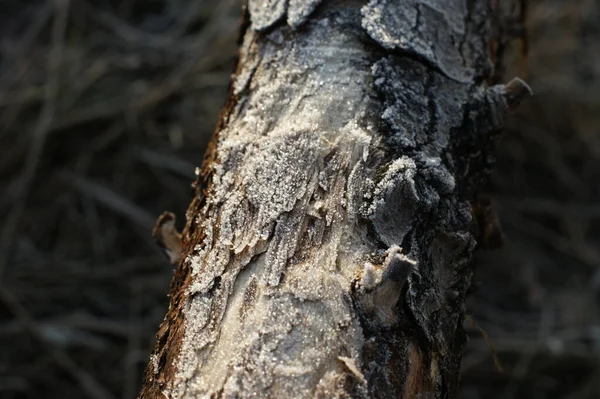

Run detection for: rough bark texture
[[139, 1, 519, 398]]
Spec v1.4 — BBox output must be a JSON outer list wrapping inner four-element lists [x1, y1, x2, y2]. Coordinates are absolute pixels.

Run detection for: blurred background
[[0, 1, 598, 398]]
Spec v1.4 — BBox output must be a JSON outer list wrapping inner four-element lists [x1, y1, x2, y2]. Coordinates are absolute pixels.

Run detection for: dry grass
[[463, 1, 600, 398], [0, 1, 598, 398], [0, 1, 239, 397]]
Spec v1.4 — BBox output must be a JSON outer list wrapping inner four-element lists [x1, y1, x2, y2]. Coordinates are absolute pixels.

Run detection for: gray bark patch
[[249, 0, 324, 31], [362, 0, 473, 82]]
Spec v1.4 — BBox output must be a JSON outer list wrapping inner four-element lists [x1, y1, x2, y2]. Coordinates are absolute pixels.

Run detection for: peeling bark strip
[[139, 1, 529, 398]]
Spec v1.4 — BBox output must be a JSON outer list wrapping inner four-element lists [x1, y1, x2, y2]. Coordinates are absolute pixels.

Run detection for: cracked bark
[[138, 1, 528, 398]]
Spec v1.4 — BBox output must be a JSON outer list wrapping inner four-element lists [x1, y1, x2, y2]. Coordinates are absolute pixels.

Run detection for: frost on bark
[[139, 1, 528, 398]]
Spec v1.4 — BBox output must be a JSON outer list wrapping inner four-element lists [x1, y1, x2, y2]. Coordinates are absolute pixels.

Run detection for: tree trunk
[[139, 1, 529, 398]]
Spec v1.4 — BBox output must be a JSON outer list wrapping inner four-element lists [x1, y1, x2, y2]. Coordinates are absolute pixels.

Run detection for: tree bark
[[139, 1, 528, 398]]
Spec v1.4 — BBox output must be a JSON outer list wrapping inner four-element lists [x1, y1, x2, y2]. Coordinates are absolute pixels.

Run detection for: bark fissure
[[139, 1, 527, 398]]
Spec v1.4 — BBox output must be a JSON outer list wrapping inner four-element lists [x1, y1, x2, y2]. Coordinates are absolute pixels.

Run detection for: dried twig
[[60, 172, 155, 231], [0, 287, 116, 399], [0, 0, 70, 286]]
